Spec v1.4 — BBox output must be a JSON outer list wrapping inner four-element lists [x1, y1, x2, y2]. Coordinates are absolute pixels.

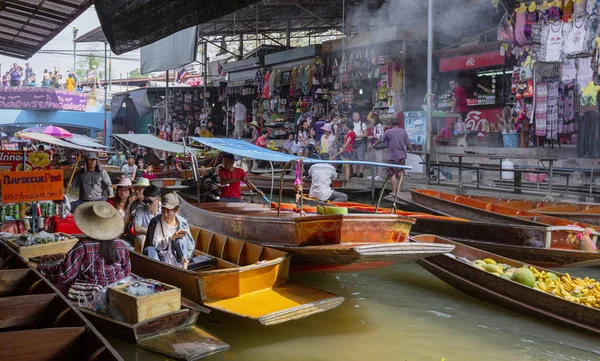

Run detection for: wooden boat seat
[[0, 327, 86, 361], [0, 269, 53, 297], [0, 293, 56, 329]]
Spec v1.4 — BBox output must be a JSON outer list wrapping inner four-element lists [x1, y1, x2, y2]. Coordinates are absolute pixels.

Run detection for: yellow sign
[[1, 170, 64, 203]]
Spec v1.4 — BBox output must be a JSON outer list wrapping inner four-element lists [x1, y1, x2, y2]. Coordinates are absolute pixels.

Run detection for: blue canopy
[[189, 137, 412, 170]]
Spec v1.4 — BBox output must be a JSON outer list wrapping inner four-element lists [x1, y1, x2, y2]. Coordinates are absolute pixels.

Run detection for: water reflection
[[109, 263, 600, 361]]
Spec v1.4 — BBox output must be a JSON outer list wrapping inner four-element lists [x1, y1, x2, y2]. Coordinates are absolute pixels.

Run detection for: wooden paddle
[[65, 152, 82, 194], [244, 179, 270, 204]]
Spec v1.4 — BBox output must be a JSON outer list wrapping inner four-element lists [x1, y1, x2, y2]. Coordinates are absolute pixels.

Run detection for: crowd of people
[[1, 62, 78, 90]]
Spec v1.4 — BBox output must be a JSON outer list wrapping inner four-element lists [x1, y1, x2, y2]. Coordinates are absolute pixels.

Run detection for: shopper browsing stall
[[371, 118, 413, 196], [351, 112, 369, 178], [318, 123, 336, 160], [368, 113, 387, 181], [70, 152, 113, 212], [233, 98, 247, 139], [449, 79, 468, 120], [37, 201, 131, 296], [143, 193, 195, 269], [335, 122, 356, 187]]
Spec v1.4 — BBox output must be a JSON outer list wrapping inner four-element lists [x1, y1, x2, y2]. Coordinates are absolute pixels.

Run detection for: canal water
[[108, 263, 600, 361]]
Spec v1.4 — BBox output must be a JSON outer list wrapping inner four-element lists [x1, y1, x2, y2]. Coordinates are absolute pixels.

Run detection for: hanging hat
[[134, 178, 150, 187], [249, 121, 259, 128], [112, 177, 133, 189], [74, 201, 124, 241], [321, 123, 332, 132]]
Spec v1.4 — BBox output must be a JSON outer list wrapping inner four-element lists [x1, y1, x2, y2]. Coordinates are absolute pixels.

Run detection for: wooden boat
[[461, 195, 600, 226], [411, 189, 600, 249], [129, 225, 345, 325], [0, 240, 123, 361], [414, 235, 600, 336], [302, 196, 600, 267], [11, 244, 230, 360], [177, 194, 455, 272]]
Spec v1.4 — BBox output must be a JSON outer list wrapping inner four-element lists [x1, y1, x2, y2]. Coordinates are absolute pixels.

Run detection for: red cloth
[[37, 238, 131, 292], [142, 172, 157, 180], [453, 85, 468, 113], [256, 136, 267, 148], [343, 131, 356, 152], [219, 167, 247, 199]]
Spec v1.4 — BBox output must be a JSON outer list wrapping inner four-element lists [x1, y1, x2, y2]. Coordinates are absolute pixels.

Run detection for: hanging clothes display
[[535, 82, 548, 136], [541, 21, 565, 62], [574, 0, 589, 17], [563, 18, 588, 56], [561, 59, 577, 81], [514, 10, 530, 46], [587, 0, 600, 14], [576, 57, 594, 89], [525, 8, 539, 42], [558, 81, 577, 134], [546, 81, 560, 140], [562, 0, 575, 21]]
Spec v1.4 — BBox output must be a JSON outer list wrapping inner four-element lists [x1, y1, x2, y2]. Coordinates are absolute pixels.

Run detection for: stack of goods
[[124, 279, 165, 296], [461, 256, 600, 309]]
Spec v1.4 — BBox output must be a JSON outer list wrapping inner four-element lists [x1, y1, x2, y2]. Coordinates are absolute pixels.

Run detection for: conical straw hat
[[74, 201, 124, 241]]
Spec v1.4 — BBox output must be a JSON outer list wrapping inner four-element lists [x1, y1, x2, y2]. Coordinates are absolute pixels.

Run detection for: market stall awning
[[0, 0, 93, 59], [16, 132, 103, 152], [190, 137, 412, 170], [67, 134, 112, 149], [114, 134, 198, 154]]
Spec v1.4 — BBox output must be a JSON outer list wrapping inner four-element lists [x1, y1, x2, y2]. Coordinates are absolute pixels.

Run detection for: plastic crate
[[525, 172, 546, 183], [52, 215, 82, 235]]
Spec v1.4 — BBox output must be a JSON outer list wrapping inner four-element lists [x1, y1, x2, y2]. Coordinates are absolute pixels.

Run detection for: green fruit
[[473, 264, 485, 271], [504, 272, 514, 279], [511, 267, 536, 287], [483, 258, 497, 265], [323, 206, 348, 215], [547, 272, 559, 281], [473, 260, 486, 266], [483, 264, 502, 273], [500, 273, 512, 280]]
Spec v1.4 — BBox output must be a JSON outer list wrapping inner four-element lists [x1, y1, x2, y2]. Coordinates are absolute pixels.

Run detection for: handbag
[[331, 58, 339, 76]]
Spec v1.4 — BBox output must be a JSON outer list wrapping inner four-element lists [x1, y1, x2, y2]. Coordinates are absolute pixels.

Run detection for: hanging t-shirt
[[543, 22, 564, 62], [561, 59, 577, 81], [535, 83, 548, 136], [576, 57, 594, 89], [564, 18, 587, 56]]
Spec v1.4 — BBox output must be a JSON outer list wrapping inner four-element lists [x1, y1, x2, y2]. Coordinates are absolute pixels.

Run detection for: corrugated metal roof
[[0, 0, 93, 59]]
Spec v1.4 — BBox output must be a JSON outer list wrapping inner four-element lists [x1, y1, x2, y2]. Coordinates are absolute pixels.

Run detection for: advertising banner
[[0, 151, 52, 172], [1, 170, 64, 203], [0, 88, 87, 111], [404, 111, 427, 146]]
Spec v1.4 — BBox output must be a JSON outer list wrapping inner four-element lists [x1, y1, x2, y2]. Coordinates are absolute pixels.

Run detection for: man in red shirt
[[449, 79, 468, 121], [218, 153, 248, 202]]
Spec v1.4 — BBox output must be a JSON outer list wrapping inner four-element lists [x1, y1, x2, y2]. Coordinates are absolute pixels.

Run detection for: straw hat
[[112, 177, 133, 189], [74, 201, 124, 241], [321, 123, 332, 132], [249, 121, 259, 128]]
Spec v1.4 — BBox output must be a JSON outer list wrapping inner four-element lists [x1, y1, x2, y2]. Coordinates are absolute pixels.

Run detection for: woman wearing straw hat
[[37, 202, 131, 296], [143, 193, 195, 269], [249, 120, 260, 144]]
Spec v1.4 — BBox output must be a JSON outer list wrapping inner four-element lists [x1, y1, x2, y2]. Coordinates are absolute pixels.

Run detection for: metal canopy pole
[[425, 0, 434, 154], [104, 42, 108, 146]]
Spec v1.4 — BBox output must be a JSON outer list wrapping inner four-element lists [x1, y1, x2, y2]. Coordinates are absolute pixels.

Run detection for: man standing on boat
[[218, 153, 248, 202], [70, 152, 113, 212], [370, 117, 412, 196], [307, 163, 348, 202]]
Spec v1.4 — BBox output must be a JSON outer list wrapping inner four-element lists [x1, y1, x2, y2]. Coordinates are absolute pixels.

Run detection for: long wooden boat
[[462, 195, 600, 225], [0, 240, 123, 361], [177, 194, 455, 272], [414, 235, 600, 336], [130, 225, 345, 325], [302, 197, 600, 267], [12, 244, 230, 360], [411, 189, 600, 249]]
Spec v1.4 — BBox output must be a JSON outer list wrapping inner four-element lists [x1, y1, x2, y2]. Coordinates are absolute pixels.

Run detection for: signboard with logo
[[439, 51, 505, 72], [0, 151, 52, 172], [404, 111, 427, 146], [1, 170, 64, 203]]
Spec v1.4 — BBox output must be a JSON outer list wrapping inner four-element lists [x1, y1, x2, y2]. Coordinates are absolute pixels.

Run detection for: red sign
[[1, 170, 64, 203], [0, 151, 52, 172], [445, 107, 503, 133], [440, 51, 505, 72]]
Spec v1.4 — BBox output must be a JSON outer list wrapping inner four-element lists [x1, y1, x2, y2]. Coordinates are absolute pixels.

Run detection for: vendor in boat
[[306, 163, 348, 202], [164, 155, 180, 172], [218, 153, 248, 203], [133, 184, 161, 251], [70, 152, 113, 212], [143, 193, 195, 269], [107, 150, 126, 167], [143, 148, 161, 167], [37, 201, 131, 296]]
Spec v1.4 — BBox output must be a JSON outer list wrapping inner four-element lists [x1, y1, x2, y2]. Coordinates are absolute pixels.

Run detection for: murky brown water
[[107, 263, 600, 361]]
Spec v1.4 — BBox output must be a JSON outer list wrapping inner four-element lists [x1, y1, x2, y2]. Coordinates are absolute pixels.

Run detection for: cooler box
[[526, 172, 547, 182], [52, 215, 82, 235], [108, 280, 181, 324]]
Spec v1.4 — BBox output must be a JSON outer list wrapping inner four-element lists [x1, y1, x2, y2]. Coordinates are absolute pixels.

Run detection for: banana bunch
[[529, 266, 600, 309]]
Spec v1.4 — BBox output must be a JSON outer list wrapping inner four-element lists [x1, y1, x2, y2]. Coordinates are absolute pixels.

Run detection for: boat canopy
[[17, 132, 104, 152], [190, 137, 412, 170], [68, 134, 112, 149], [114, 134, 198, 154]]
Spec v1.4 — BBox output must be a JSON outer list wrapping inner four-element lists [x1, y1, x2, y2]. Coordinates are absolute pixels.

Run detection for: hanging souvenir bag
[[354, 51, 362, 71], [331, 57, 339, 76], [497, 13, 514, 43], [363, 49, 370, 69], [377, 55, 387, 65], [347, 52, 355, 72], [339, 54, 347, 74]]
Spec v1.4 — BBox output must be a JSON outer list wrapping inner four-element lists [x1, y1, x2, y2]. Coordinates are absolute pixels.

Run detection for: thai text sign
[[0, 87, 87, 111], [0, 151, 52, 172], [1, 170, 64, 202]]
